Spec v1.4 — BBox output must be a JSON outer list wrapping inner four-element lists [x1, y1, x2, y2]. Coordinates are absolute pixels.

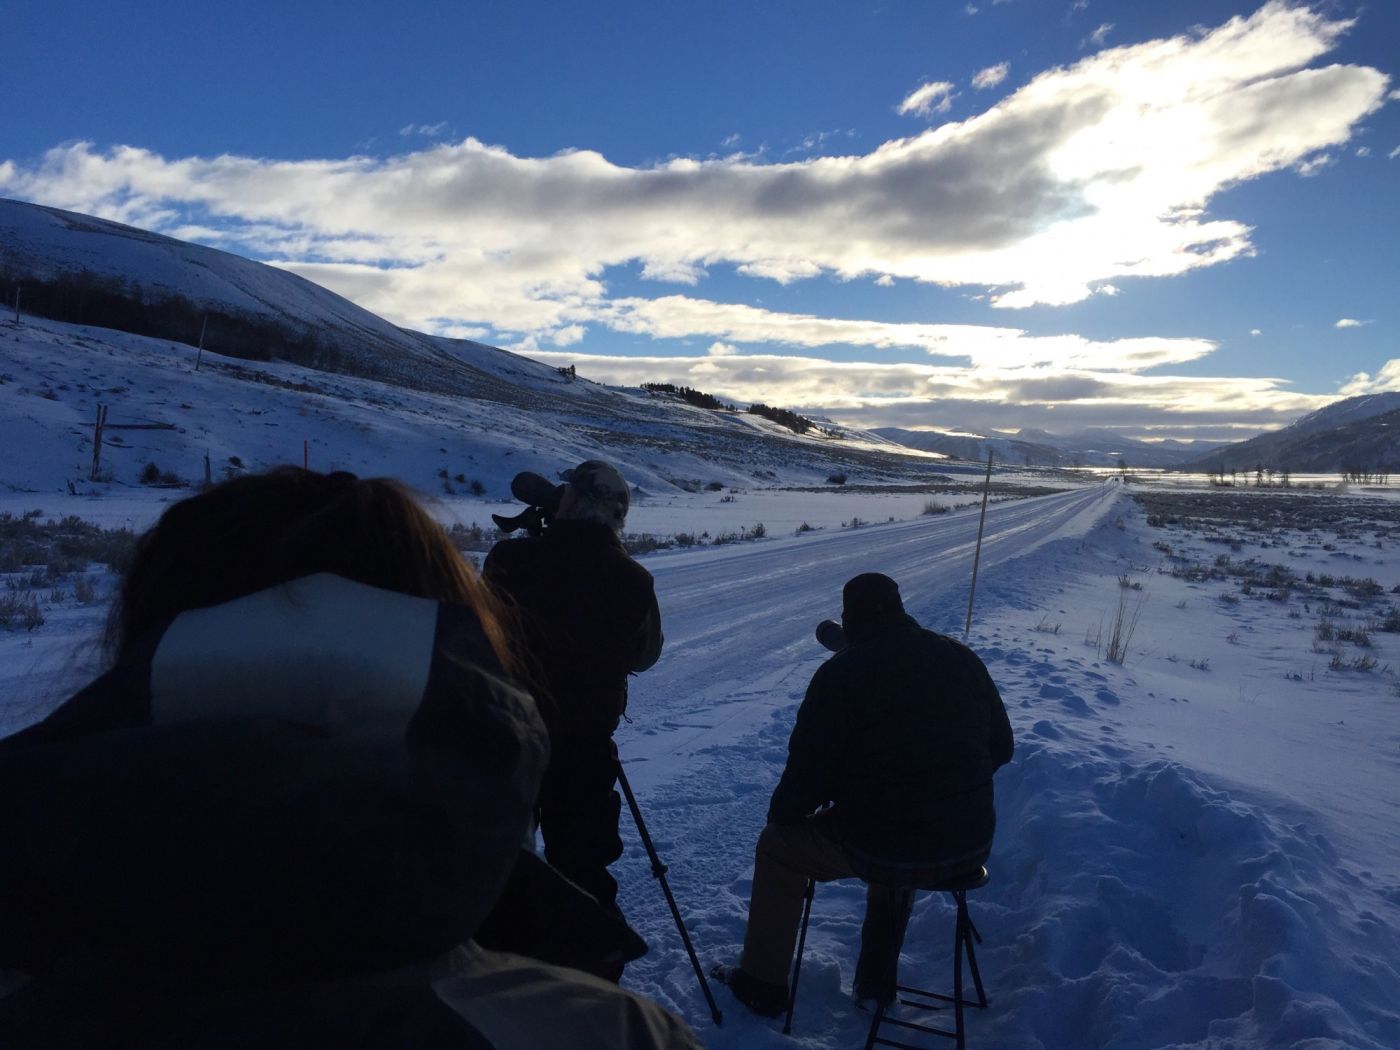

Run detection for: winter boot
[[710, 963, 789, 1018]]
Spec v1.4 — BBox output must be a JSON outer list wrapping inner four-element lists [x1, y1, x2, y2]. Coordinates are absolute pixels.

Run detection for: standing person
[[483, 460, 663, 934], [713, 572, 1013, 1017], [0, 468, 699, 1049]]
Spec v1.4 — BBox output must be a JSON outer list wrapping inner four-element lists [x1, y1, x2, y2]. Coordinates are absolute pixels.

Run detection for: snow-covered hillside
[[0, 198, 955, 495], [0, 311, 962, 499]]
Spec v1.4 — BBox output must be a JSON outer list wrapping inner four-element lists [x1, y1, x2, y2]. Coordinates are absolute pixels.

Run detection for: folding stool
[[783, 866, 991, 1050]]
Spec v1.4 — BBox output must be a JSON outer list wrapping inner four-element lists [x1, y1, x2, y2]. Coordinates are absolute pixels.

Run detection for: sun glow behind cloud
[[0, 2, 1389, 438]]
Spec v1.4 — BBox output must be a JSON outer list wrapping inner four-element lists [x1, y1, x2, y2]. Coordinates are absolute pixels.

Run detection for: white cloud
[[1339, 360, 1400, 396], [551, 324, 587, 346], [1334, 317, 1368, 328], [437, 323, 492, 341], [1389, 145, 1400, 160], [1295, 152, 1335, 176], [964, 4, 979, 16], [897, 81, 956, 117], [521, 346, 1325, 439], [721, 133, 741, 148], [639, 258, 706, 284], [2, 3, 1382, 323], [1355, 146, 1371, 157], [1250, 328, 1262, 336], [399, 122, 448, 138], [972, 63, 1010, 90], [875, 275, 895, 287], [708, 341, 739, 356], [784, 129, 850, 157], [584, 294, 1215, 373], [1087, 23, 1113, 47]]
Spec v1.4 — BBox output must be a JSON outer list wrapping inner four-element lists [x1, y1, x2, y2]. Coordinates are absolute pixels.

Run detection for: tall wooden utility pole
[[963, 451, 995, 640]]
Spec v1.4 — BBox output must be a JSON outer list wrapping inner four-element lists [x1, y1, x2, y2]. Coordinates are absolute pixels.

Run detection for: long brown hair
[[107, 467, 517, 674]]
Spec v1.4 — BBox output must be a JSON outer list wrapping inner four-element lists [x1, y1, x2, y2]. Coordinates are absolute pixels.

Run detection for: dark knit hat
[[560, 459, 630, 527], [842, 573, 903, 624]]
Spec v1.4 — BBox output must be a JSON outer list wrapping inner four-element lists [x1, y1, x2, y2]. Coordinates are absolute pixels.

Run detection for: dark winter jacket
[[768, 612, 1013, 867], [483, 519, 662, 735], [0, 574, 698, 1049]]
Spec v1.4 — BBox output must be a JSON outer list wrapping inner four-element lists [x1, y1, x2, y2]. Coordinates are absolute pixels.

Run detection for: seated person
[[0, 468, 700, 1049], [713, 573, 1014, 1017]]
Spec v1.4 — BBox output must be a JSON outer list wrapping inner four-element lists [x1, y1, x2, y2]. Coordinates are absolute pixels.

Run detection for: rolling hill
[[0, 198, 958, 496], [1180, 393, 1400, 476]]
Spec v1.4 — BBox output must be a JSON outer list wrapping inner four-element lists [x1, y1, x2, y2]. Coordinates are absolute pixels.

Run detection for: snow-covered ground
[[6, 201, 1397, 1048], [5, 477, 1399, 1050], [606, 481, 1400, 1050]]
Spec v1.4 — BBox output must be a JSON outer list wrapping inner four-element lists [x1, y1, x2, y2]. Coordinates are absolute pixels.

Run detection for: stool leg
[[783, 878, 816, 1035], [952, 891, 967, 1050], [961, 895, 988, 1009], [864, 885, 991, 1050]]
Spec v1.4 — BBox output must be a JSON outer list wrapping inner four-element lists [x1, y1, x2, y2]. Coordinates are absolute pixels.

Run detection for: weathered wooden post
[[12, 286, 19, 325], [89, 404, 109, 481], [194, 314, 208, 371]]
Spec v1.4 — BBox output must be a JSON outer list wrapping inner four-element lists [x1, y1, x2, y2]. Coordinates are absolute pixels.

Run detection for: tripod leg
[[783, 878, 816, 1035], [617, 762, 724, 1026]]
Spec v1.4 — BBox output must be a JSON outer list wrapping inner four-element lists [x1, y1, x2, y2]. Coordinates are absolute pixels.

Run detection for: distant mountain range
[[875, 398, 1400, 477], [872, 426, 1216, 469], [1179, 393, 1400, 475]]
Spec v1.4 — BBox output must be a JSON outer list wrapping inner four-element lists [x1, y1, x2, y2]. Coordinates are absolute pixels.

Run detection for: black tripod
[[617, 761, 724, 1026]]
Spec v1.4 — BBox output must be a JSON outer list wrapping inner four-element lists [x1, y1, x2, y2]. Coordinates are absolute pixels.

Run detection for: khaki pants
[[737, 811, 916, 1001]]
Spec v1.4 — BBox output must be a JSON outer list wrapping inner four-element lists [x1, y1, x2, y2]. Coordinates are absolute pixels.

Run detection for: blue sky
[[3, 0, 1397, 441]]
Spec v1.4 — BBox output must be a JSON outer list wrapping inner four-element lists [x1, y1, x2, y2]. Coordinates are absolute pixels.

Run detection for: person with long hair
[[0, 468, 698, 1049]]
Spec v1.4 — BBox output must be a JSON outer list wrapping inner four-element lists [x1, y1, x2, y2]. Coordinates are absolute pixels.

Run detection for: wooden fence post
[[89, 404, 109, 481]]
